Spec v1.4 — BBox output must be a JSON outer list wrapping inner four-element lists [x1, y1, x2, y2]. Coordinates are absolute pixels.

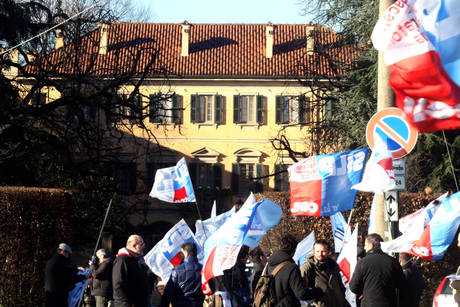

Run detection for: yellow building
[[14, 22, 355, 230]]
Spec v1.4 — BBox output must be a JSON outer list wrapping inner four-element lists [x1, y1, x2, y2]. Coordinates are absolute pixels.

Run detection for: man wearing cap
[[112, 234, 150, 307], [44, 243, 81, 307]]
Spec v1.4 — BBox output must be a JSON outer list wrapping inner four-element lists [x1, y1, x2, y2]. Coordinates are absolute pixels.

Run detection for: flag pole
[[92, 194, 115, 259], [442, 131, 459, 191], [194, 200, 209, 243]]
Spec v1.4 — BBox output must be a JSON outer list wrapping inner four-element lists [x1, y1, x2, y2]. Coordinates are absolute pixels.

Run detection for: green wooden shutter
[[215, 95, 222, 124], [191, 94, 197, 123], [213, 163, 223, 189], [256, 95, 267, 125], [172, 94, 183, 124], [299, 95, 306, 124], [275, 96, 282, 124], [231, 163, 240, 192], [233, 95, 240, 123]]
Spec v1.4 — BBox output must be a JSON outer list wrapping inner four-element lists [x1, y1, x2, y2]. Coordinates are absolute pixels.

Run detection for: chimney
[[55, 29, 64, 49], [99, 23, 109, 55], [265, 23, 274, 58], [181, 21, 190, 57], [306, 26, 315, 55]]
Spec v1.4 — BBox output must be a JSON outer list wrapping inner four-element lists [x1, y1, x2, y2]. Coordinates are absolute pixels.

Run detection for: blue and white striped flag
[[330, 212, 348, 253]]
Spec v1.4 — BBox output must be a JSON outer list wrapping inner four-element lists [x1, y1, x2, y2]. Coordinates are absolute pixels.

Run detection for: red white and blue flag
[[372, 0, 460, 132], [149, 157, 196, 203], [410, 191, 460, 260], [201, 195, 282, 291], [288, 148, 368, 217], [144, 219, 202, 282], [352, 135, 396, 193]]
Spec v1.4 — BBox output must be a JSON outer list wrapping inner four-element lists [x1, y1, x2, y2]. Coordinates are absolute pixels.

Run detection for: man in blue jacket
[[161, 242, 204, 307]]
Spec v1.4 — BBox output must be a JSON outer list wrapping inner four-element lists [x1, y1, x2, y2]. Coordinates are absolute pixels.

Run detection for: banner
[[371, 0, 460, 132], [330, 212, 348, 253], [202, 196, 282, 285], [149, 157, 196, 203], [144, 219, 201, 281], [411, 191, 460, 260], [293, 231, 315, 266], [337, 225, 358, 283], [195, 206, 236, 252], [381, 193, 446, 254], [352, 135, 396, 193], [288, 148, 368, 217]]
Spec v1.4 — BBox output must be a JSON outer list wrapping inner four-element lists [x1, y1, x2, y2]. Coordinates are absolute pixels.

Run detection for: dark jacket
[[161, 255, 204, 307], [45, 253, 80, 294], [300, 256, 348, 307], [250, 261, 264, 295], [223, 260, 251, 307], [452, 265, 460, 304], [91, 258, 113, 298], [266, 250, 322, 307], [349, 249, 405, 307], [112, 248, 150, 307], [400, 259, 425, 307]]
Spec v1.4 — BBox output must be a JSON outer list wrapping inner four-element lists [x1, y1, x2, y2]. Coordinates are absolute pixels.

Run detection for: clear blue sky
[[136, 0, 312, 24]]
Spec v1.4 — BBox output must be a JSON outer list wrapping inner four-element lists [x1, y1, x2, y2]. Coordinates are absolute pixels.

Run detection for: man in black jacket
[[300, 240, 348, 307], [398, 252, 425, 307], [112, 234, 150, 307], [91, 249, 113, 307], [44, 243, 82, 307], [350, 233, 405, 307], [265, 234, 322, 307], [161, 242, 204, 307]]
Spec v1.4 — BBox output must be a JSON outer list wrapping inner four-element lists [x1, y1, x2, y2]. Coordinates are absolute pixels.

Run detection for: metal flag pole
[[442, 131, 459, 192], [91, 194, 115, 258]]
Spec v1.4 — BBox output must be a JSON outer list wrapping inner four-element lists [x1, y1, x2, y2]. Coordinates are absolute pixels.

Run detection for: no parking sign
[[366, 107, 418, 159]]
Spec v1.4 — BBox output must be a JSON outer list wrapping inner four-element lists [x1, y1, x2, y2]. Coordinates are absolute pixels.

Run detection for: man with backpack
[[253, 234, 322, 307]]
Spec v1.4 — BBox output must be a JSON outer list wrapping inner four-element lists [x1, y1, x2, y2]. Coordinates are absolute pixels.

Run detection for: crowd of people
[[44, 232, 460, 307]]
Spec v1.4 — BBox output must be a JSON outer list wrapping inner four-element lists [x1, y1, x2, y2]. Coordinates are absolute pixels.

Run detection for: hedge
[[259, 191, 460, 307], [0, 186, 73, 306]]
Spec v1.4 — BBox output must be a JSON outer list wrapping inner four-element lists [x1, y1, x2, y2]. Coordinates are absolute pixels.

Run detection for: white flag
[[352, 136, 396, 193], [293, 231, 315, 266], [337, 225, 358, 307]]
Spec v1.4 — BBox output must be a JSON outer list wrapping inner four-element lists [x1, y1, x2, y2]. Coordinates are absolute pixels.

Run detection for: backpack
[[252, 261, 290, 307]]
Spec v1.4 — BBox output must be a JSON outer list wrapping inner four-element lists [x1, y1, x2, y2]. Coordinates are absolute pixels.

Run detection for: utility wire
[[0, 3, 98, 57]]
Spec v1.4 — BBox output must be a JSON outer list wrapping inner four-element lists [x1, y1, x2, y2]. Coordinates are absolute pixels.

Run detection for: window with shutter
[[299, 95, 310, 124], [215, 95, 223, 124], [274, 164, 290, 191]]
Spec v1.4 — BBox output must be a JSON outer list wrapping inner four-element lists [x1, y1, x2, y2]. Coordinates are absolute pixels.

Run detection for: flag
[[352, 136, 396, 193], [210, 200, 217, 218], [288, 148, 368, 217], [195, 206, 235, 252], [202, 196, 282, 285], [371, 0, 460, 132], [293, 231, 315, 266], [149, 157, 196, 203], [337, 224, 358, 283], [411, 191, 460, 260], [144, 219, 202, 281], [331, 212, 348, 253], [381, 193, 446, 254], [68, 269, 90, 307]]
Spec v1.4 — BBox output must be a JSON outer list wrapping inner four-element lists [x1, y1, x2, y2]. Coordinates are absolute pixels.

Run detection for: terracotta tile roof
[[32, 23, 358, 79]]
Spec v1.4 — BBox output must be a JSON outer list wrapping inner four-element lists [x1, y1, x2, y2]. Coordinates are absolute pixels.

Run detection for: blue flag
[[289, 148, 368, 216], [68, 269, 90, 307]]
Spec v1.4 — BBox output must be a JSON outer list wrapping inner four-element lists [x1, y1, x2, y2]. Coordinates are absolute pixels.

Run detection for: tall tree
[[270, 0, 459, 192]]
